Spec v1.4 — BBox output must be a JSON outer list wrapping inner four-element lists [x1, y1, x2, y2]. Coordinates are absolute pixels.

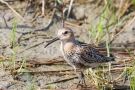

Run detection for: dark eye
[[63, 31, 68, 34]]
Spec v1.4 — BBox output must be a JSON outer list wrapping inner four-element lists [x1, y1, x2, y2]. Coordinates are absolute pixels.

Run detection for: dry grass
[[0, 0, 135, 90]]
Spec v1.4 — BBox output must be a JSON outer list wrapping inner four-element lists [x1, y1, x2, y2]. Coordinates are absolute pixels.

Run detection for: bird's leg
[[71, 65, 81, 85], [71, 65, 87, 87], [76, 71, 87, 88], [78, 71, 87, 86], [81, 71, 87, 86], [71, 65, 80, 78]]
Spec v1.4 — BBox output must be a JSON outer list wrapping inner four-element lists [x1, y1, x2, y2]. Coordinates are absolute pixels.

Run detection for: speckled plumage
[[58, 27, 114, 69], [63, 42, 114, 69], [45, 27, 115, 86]]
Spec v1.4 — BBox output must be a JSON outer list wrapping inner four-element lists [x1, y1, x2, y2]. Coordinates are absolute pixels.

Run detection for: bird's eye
[[63, 31, 68, 34]]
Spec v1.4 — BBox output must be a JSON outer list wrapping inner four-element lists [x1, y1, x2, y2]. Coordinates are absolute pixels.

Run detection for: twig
[[0, 56, 10, 60], [0, 45, 9, 49], [27, 59, 65, 65], [45, 76, 77, 85], [19, 41, 45, 53], [2, 10, 11, 29], [121, 45, 135, 59], [110, 16, 135, 42], [9, 79, 26, 86], [17, 0, 57, 43], [112, 68, 126, 83], [94, 67, 133, 73], [0, 0, 26, 21], [12, 68, 75, 75], [41, 0, 45, 16], [62, 2, 65, 27], [65, 21, 86, 29], [119, 1, 132, 18], [67, 0, 74, 18]]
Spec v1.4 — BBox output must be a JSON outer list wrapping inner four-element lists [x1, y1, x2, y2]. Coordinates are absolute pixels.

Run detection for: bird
[[44, 27, 115, 87]]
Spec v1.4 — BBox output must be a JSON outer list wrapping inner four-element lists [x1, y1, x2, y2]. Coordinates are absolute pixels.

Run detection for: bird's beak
[[44, 37, 60, 48]]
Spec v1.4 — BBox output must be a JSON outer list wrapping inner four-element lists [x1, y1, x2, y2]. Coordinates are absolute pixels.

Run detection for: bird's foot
[[76, 78, 87, 88], [76, 72, 87, 88]]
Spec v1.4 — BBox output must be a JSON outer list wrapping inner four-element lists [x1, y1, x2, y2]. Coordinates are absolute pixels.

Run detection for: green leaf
[[56, 13, 62, 17], [63, 7, 68, 13], [57, 0, 62, 4]]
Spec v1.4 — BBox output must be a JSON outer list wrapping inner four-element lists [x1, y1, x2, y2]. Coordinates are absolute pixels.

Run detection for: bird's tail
[[105, 57, 115, 62]]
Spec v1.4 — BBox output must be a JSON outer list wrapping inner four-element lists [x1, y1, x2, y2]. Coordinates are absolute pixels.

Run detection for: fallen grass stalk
[[65, 21, 86, 29], [45, 76, 77, 85], [94, 67, 134, 73], [13, 69, 75, 75], [19, 41, 45, 53], [67, 0, 74, 18], [0, 0, 26, 21], [111, 16, 135, 42]]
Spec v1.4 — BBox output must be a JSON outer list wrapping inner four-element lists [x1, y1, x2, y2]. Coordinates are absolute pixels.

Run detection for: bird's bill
[[44, 37, 59, 48]]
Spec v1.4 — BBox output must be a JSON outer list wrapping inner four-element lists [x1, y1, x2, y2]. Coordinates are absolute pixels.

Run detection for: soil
[[0, 0, 135, 90]]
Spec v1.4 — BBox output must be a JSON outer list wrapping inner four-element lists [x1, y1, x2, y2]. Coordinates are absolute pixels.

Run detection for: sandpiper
[[44, 27, 115, 86]]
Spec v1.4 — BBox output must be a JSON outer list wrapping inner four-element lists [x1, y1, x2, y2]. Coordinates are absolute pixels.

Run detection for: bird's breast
[[63, 42, 75, 52], [60, 42, 73, 64]]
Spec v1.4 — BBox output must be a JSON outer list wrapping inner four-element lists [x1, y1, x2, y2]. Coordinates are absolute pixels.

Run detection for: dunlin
[[44, 27, 115, 86]]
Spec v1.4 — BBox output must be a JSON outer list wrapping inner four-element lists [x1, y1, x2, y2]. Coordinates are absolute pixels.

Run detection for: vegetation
[[0, 0, 135, 90]]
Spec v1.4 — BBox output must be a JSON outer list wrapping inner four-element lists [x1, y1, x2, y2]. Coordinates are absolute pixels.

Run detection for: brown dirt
[[0, 0, 135, 90]]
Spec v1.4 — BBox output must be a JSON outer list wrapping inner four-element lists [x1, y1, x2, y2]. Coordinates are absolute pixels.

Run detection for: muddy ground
[[0, 0, 135, 90]]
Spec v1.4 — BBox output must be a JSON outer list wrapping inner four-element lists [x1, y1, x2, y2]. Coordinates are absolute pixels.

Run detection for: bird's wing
[[75, 44, 107, 63], [73, 40, 114, 63], [77, 40, 87, 45]]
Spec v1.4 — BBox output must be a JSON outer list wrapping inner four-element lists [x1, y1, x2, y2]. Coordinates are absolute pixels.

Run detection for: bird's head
[[44, 27, 74, 48]]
